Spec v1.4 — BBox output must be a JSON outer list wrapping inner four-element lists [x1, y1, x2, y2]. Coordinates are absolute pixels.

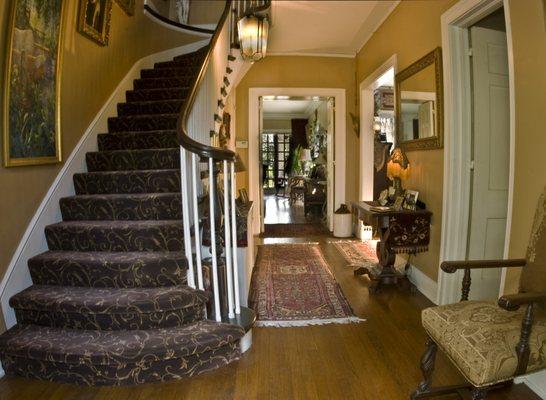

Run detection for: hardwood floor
[[0, 231, 539, 399], [263, 194, 321, 225]]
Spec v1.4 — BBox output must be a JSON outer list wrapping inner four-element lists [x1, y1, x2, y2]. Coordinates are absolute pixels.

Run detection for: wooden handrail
[[143, 4, 215, 35], [177, 0, 236, 161]]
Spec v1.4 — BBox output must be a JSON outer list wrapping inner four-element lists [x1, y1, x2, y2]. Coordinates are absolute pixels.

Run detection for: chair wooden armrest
[[440, 258, 527, 273], [498, 291, 546, 311], [440, 259, 526, 301]]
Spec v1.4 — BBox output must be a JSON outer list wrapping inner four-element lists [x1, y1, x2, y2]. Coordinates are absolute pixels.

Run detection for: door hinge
[[467, 48, 473, 57], [470, 160, 475, 171]]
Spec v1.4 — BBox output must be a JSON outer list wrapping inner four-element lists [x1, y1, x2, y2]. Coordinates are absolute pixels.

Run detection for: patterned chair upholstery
[[422, 301, 546, 387], [413, 187, 546, 399]]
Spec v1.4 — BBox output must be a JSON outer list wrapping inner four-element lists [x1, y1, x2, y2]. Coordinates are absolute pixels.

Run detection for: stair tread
[[99, 129, 177, 135], [109, 113, 179, 120], [48, 219, 183, 228], [0, 321, 245, 365], [89, 147, 178, 153], [10, 284, 206, 314], [62, 192, 180, 200], [127, 86, 189, 93], [28, 250, 187, 288], [77, 168, 179, 176], [30, 250, 186, 264]]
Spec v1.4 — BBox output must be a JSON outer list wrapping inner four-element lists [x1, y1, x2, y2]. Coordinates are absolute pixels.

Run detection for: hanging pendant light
[[237, 13, 269, 62]]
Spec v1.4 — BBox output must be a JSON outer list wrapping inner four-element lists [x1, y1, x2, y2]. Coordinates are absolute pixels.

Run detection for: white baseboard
[[407, 264, 439, 305], [0, 38, 209, 331], [516, 371, 546, 399]]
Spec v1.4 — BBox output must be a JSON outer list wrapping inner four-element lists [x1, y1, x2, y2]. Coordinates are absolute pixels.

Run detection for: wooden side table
[[351, 201, 432, 293]]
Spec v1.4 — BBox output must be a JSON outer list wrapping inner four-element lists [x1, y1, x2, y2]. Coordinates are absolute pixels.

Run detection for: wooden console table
[[351, 201, 432, 293]]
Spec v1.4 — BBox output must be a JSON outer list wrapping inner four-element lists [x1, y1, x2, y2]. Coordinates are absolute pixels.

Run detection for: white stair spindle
[[230, 161, 241, 313], [223, 160, 235, 319], [180, 147, 195, 288], [192, 154, 204, 290], [208, 158, 222, 321]]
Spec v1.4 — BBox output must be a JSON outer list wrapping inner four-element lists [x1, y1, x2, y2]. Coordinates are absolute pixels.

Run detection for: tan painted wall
[[189, 0, 224, 26], [234, 55, 358, 202], [356, 0, 457, 282], [0, 0, 198, 330], [503, 0, 546, 294]]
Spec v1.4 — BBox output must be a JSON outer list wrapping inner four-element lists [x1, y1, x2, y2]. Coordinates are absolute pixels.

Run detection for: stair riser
[[14, 307, 204, 331], [141, 67, 198, 79], [126, 88, 189, 102], [117, 101, 183, 116], [0, 342, 240, 386], [133, 77, 193, 90], [97, 131, 178, 151], [73, 171, 181, 194], [29, 257, 187, 288], [86, 149, 179, 172], [45, 224, 185, 252], [108, 115, 178, 133], [60, 195, 182, 221]]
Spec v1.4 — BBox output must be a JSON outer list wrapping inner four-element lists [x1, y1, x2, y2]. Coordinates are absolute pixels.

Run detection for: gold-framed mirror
[[395, 47, 443, 151]]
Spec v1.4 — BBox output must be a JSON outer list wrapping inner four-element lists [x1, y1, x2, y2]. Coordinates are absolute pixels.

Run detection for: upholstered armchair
[[412, 189, 546, 400]]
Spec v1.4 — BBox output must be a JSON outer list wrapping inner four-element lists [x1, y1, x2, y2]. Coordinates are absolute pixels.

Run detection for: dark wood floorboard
[[0, 230, 539, 399]]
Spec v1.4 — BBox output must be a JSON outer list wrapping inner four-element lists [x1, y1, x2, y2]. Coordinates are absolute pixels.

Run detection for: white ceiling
[[267, 1, 399, 56], [263, 98, 325, 119]]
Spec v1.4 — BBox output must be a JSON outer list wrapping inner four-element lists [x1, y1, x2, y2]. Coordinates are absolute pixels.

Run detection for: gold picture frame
[[78, 0, 113, 46], [114, 0, 135, 16], [395, 47, 444, 151], [3, 0, 66, 167]]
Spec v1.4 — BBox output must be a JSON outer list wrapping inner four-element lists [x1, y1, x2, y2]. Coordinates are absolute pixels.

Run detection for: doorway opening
[[439, 0, 514, 305], [259, 96, 334, 231], [358, 56, 397, 238]]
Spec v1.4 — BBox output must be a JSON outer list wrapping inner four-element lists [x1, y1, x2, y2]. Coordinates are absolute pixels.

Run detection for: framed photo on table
[[404, 190, 419, 210], [393, 196, 405, 211]]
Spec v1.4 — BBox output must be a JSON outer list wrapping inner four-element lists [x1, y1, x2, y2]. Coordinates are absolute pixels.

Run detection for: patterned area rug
[[332, 240, 379, 269], [249, 243, 363, 327], [263, 223, 328, 237]]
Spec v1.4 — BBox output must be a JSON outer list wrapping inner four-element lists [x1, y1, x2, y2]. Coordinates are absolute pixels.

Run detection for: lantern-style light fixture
[[237, 14, 269, 62]]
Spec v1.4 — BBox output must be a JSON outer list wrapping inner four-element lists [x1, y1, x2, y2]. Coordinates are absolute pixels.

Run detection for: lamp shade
[[300, 148, 312, 162], [237, 14, 269, 62], [387, 147, 410, 180]]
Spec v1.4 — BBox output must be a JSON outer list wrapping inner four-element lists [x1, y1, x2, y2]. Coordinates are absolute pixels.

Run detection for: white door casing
[[326, 97, 335, 230], [467, 26, 510, 301]]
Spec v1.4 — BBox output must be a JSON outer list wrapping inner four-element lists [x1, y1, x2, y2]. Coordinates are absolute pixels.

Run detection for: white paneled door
[[467, 26, 510, 301]]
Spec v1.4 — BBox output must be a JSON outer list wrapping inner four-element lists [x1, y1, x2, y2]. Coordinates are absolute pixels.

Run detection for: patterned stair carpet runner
[[0, 47, 245, 386], [263, 223, 328, 237], [249, 243, 363, 327], [331, 239, 379, 269]]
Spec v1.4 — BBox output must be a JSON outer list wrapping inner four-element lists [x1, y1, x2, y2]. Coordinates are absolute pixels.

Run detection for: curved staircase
[[0, 47, 246, 386]]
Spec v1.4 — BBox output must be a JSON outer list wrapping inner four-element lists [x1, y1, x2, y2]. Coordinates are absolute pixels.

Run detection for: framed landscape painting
[[3, 0, 65, 167]]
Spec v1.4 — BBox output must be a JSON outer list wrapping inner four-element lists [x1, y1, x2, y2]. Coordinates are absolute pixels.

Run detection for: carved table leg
[[411, 336, 438, 399], [470, 388, 488, 400]]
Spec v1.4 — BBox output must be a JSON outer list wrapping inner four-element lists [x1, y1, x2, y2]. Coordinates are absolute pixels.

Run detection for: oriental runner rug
[[249, 243, 363, 327], [331, 240, 378, 270]]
